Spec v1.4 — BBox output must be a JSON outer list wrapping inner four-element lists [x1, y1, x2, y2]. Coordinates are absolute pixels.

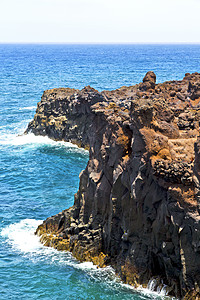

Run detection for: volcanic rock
[[26, 72, 200, 299]]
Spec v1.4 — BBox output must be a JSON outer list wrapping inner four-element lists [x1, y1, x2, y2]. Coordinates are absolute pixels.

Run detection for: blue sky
[[0, 0, 200, 43]]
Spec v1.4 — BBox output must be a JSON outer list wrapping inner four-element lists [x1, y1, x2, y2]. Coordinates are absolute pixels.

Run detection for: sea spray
[[1, 219, 171, 299], [19, 106, 37, 111], [0, 132, 88, 156], [147, 278, 157, 291], [1, 219, 43, 253]]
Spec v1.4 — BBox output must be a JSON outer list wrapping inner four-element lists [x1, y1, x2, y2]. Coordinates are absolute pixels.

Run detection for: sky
[[0, 0, 200, 43]]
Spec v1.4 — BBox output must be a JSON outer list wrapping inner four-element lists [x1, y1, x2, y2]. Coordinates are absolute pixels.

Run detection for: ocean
[[0, 44, 200, 299]]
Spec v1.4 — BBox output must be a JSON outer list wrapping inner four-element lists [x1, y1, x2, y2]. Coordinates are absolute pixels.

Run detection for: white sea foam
[[20, 106, 37, 111], [0, 116, 88, 154], [136, 285, 170, 299], [0, 219, 99, 273], [0, 119, 31, 144], [1, 219, 43, 253], [1, 219, 72, 265], [1, 219, 172, 299], [75, 261, 98, 270], [0, 132, 88, 154]]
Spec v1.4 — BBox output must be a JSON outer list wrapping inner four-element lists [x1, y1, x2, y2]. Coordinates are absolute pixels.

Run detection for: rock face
[[26, 72, 200, 299]]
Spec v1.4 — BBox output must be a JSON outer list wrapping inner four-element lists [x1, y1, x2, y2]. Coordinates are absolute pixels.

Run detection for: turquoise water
[[0, 44, 200, 299]]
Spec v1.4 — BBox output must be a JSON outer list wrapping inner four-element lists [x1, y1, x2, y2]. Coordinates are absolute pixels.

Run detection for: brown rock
[[139, 71, 157, 91], [26, 72, 200, 299], [143, 71, 156, 84]]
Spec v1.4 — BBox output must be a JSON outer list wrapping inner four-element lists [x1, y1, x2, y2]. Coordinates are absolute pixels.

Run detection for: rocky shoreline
[[25, 72, 200, 299]]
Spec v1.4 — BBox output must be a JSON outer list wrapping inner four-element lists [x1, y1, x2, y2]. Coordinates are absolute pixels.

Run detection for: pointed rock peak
[[81, 86, 98, 93], [143, 71, 156, 83]]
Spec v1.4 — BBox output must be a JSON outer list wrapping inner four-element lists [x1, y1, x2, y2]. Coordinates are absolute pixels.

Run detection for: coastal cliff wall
[[25, 72, 200, 299]]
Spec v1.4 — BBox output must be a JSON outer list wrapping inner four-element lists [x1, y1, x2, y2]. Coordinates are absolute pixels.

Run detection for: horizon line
[[0, 42, 200, 45]]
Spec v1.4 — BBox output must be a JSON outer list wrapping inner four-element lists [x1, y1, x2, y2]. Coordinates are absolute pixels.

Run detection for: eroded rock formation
[[25, 72, 200, 299]]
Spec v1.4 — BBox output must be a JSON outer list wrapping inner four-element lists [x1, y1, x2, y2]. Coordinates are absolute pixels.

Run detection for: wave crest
[[1, 219, 170, 299]]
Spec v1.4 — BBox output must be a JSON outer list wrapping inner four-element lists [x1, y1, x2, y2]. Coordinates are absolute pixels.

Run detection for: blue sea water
[[0, 44, 200, 300]]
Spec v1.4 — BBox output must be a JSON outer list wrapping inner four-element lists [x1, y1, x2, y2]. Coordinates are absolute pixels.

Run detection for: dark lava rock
[[28, 72, 200, 299]]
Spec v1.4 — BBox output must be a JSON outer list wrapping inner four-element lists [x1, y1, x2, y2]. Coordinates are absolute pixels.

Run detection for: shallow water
[[1, 44, 199, 299]]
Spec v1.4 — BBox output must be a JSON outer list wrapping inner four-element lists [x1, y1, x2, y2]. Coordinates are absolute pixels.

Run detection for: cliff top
[[26, 72, 200, 208]]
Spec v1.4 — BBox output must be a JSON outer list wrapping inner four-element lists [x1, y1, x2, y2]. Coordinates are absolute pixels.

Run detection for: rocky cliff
[[25, 72, 200, 299]]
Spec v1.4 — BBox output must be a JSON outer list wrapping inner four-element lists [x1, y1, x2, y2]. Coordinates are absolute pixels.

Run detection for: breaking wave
[[0, 131, 88, 154], [1, 219, 172, 299], [19, 106, 37, 111]]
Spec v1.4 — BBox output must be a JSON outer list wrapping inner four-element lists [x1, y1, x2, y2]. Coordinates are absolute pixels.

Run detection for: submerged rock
[[26, 72, 200, 299]]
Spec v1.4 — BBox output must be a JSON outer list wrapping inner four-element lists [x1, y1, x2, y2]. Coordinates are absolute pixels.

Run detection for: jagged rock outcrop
[[25, 72, 200, 299]]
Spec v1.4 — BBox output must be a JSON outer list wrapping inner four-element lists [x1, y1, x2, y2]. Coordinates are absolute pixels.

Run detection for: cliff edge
[[25, 72, 200, 299]]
